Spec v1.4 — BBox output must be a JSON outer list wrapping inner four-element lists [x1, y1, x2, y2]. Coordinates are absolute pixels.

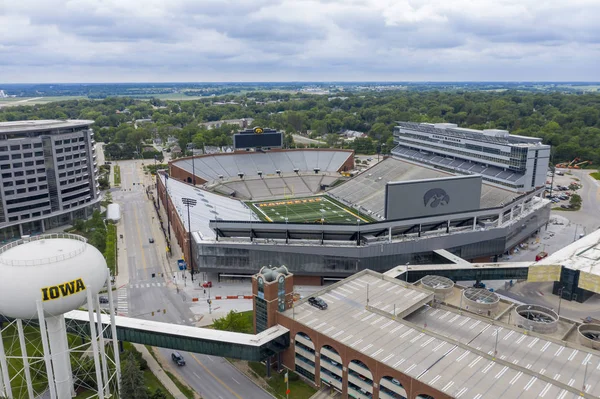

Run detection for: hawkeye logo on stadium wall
[[41, 278, 86, 302], [253, 127, 264, 134], [423, 188, 450, 208]]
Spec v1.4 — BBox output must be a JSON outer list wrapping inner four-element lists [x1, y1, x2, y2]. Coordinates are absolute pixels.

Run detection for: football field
[[249, 196, 373, 224]]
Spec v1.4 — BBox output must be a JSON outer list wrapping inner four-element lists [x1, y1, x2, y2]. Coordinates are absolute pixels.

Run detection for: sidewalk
[[134, 344, 189, 399]]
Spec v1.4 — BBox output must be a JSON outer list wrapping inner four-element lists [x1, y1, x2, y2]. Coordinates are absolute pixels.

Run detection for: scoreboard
[[234, 127, 283, 149]]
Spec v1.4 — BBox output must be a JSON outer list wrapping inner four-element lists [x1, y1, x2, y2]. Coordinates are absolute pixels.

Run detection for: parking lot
[[505, 169, 600, 262]]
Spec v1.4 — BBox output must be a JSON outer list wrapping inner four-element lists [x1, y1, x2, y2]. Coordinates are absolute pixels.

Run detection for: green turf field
[[249, 195, 373, 224]]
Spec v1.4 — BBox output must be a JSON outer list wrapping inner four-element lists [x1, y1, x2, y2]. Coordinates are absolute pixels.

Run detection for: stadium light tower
[[182, 197, 197, 282]]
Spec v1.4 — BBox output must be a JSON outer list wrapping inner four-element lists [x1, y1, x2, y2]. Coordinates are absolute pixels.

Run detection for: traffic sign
[[284, 372, 288, 383], [178, 259, 186, 271], [286, 389, 290, 395]]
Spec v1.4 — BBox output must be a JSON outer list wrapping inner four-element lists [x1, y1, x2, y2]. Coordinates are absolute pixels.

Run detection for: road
[[113, 159, 270, 399]]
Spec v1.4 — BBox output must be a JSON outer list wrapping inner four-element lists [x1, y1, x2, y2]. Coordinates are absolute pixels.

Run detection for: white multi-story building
[[0, 120, 100, 241], [392, 122, 551, 192]]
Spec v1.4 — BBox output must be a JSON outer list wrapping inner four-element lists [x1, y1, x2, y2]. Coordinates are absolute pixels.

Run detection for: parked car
[[202, 281, 212, 288], [308, 296, 328, 310], [392, 378, 401, 386], [99, 296, 109, 304], [171, 352, 185, 366], [148, 238, 155, 243]]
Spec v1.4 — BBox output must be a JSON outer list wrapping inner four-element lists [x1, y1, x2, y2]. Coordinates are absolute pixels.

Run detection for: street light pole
[[155, 155, 159, 210], [558, 287, 564, 316], [182, 197, 197, 282], [494, 328, 500, 358], [357, 218, 360, 247], [583, 361, 591, 392]]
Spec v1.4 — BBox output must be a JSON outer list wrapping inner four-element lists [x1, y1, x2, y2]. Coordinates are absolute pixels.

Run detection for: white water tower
[[0, 234, 120, 399]]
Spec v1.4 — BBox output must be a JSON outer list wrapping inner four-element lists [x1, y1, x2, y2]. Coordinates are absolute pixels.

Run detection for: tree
[[212, 310, 252, 333], [120, 352, 148, 399], [569, 193, 582, 210]]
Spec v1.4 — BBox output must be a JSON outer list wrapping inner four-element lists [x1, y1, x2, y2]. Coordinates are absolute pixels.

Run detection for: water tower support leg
[[106, 271, 121, 392], [16, 319, 35, 399], [36, 300, 57, 399], [94, 296, 111, 397], [0, 324, 13, 399], [86, 291, 105, 399], [45, 315, 72, 399], [59, 316, 76, 397]]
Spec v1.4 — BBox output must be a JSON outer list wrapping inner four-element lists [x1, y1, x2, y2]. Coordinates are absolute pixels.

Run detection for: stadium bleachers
[[172, 150, 352, 182], [328, 157, 521, 218], [391, 145, 526, 188]]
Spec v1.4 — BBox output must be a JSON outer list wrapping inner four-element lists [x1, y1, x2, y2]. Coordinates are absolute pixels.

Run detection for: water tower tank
[[0, 234, 108, 320]]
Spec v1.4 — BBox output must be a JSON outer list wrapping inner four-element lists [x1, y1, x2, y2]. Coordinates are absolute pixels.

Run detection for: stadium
[[158, 123, 551, 284]]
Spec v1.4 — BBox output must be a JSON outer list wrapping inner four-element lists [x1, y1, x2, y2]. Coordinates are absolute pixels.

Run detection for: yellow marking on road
[[133, 204, 148, 278], [190, 353, 242, 399]]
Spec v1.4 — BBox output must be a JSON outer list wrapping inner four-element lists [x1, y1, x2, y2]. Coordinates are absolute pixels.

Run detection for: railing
[[0, 233, 87, 266]]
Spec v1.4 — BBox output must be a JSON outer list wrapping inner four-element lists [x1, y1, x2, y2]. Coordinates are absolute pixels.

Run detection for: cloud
[[0, 0, 599, 82]]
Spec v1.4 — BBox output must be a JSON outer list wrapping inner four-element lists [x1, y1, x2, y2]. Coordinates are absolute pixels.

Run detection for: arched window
[[348, 359, 373, 398], [380, 376, 407, 399], [319, 345, 342, 392], [294, 332, 315, 381]]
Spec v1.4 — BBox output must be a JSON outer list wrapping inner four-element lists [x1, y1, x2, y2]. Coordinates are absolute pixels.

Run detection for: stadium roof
[[159, 173, 258, 239], [284, 270, 600, 399]]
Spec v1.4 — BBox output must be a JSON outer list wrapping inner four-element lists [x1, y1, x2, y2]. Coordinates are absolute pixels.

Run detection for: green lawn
[[249, 195, 374, 224], [114, 165, 121, 186], [248, 362, 317, 399], [0, 323, 100, 398], [590, 172, 600, 180]]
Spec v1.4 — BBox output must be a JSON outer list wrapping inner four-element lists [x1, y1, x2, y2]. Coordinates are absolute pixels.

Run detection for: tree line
[[1, 91, 600, 163]]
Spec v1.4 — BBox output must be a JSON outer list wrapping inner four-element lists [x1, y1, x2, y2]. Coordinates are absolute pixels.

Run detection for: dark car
[[148, 238, 155, 244], [171, 352, 185, 366], [308, 297, 328, 310], [99, 296, 109, 304]]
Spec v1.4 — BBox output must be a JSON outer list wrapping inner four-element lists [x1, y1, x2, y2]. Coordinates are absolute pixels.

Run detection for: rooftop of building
[[283, 269, 600, 399], [0, 119, 94, 134], [396, 121, 549, 148], [536, 227, 600, 294]]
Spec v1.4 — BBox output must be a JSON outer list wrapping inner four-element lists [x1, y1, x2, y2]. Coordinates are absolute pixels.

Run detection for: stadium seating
[[328, 158, 450, 217], [172, 150, 352, 182], [328, 157, 520, 217], [391, 145, 526, 188]]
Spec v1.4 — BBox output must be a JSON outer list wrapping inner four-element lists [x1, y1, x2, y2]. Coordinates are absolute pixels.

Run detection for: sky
[[1, 0, 599, 83]]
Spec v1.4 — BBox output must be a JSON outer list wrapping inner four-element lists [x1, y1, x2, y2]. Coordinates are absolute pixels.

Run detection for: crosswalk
[[117, 289, 128, 316], [129, 282, 167, 289]]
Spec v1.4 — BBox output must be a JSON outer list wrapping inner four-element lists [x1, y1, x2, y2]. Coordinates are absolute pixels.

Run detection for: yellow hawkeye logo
[[254, 127, 264, 134], [41, 278, 86, 301]]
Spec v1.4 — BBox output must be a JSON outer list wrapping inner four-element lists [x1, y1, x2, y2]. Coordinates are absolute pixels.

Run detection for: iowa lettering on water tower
[[41, 278, 86, 301]]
